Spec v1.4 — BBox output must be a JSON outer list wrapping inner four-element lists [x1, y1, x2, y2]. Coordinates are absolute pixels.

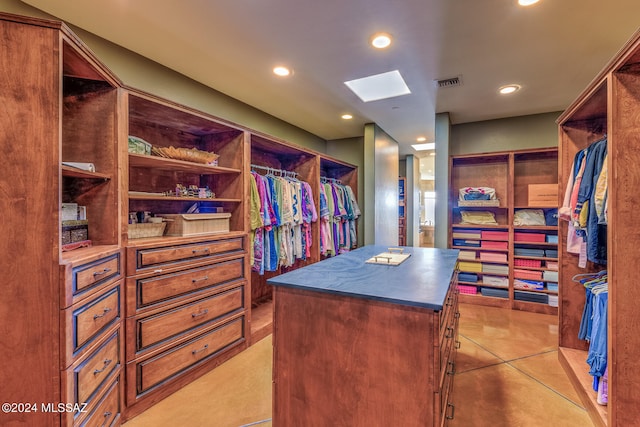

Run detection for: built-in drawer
[[439, 284, 456, 333], [131, 258, 244, 311], [70, 253, 121, 302], [135, 316, 244, 395], [63, 328, 121, 408], [62, 282, 121, 368], [132, 286, 244, 355], [72, 374, 120, 427], [131, 237, 244, 274]]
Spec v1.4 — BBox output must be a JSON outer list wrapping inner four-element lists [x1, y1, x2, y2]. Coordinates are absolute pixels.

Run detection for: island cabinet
[[267, 246, 460, 426]]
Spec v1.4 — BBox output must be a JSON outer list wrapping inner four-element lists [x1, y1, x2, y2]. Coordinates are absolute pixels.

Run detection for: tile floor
[[123, 303, 595, 427]]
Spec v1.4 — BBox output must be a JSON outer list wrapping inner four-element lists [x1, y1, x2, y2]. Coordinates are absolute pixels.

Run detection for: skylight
[[344, 70, 411, 102]]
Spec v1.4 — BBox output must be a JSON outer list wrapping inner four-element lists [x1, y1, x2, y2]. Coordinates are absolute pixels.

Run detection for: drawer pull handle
[[93, 307, 112, 320], [93, 268, 112, 277], [93, 359, 112, 375], [447, 361, 456, 376], [455, 340, 461, 349], [191, 309, 209, 318], [445, 326, 454, 339], [192, 248, 211, 254], [454, 312, 461, 319], [446, 403, 455, 420], [153, 269, 163, 273], [100, 411, 112, 427], [192, 344, 209, 355], [192, 275, 209, 283]]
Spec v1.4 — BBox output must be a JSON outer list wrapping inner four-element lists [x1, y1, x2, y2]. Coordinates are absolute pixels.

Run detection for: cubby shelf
[[449, 148, 559, 314]]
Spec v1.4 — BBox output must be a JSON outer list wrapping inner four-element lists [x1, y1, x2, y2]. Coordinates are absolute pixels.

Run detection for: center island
[[267, 245, 460, 426]]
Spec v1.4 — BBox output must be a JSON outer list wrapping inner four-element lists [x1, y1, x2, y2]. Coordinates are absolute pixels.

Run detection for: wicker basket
[[128, 222, 166, 239]]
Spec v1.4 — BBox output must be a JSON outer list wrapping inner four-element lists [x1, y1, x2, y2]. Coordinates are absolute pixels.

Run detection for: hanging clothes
[[319, 179, 360, 257], [249, 168, 318, 275], [574, 271, 608, 403], [560, 138, 608, 264]]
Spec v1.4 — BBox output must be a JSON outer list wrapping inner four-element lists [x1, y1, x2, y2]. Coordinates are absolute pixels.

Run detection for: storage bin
[[514, 269, 543, 280], [482, 275, 509, 288], [481, 240, 508, 250], [514, 259, 542, 268], [62, 220, 89, 244], [162, 213, 231, 236], [480, 252, 507, 263], [128, 222, 166, 239], [514, 232, 546, 242], [458, 250, 477, 261], [458, 273, 479, 283], [458, 261, 483, 273], [480, 287, 509, 298], [514, 279, 544, 290], [481, 230, 508, 240], [457, 285, 478, 295]]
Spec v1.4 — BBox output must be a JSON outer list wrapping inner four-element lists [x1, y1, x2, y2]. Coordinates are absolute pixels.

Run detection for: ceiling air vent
[[435, 76, 462, 88]]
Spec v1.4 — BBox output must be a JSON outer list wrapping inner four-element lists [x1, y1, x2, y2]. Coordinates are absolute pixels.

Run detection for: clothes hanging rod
[[250, 164, 298, 177], [321, 176, 342, 184]]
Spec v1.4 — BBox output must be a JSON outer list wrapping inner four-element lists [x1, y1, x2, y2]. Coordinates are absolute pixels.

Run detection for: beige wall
[[363, 124, 399, 246], [450, 112, 561, 156]]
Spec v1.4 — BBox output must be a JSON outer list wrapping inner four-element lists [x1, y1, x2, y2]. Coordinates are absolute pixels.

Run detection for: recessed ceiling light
[[412, 142, 435, 151], [273, 66, 291, 77], [370, 32, 392, 49], [429, 152, 436, 156], [499, 84, 521, 95], [341, 114, 353, 120], [416, 136, 427, 142], [518, 0, 539, 6], [344, 70, 411, 102]]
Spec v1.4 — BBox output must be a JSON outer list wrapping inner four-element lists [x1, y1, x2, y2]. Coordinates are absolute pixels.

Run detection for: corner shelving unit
[[557, 28, 640, 427]]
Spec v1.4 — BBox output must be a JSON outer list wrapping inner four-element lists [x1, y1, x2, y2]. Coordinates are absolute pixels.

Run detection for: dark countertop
[[267, 245, 459, 311]]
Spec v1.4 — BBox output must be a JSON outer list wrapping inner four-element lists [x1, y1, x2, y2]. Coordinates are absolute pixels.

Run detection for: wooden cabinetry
[[123, 235, 248, 417], [449, 149, 559, 314], [268, 246, 460, 426], [122, 90, 250, 418], [0, 12, 124, 426], [557, 29, 640, 427]]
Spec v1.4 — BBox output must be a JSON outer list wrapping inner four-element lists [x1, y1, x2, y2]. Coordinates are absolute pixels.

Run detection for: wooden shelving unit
[[1, 12, 125, 426], [449, 148, 559, 314], [557, 28, 640, 427]]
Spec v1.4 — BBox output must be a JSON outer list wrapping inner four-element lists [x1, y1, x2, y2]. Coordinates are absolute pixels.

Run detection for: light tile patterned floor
[[124, 303, 596, 427]]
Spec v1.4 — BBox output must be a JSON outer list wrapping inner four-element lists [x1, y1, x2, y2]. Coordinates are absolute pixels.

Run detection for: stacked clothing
[[514, 290, 549, 304]]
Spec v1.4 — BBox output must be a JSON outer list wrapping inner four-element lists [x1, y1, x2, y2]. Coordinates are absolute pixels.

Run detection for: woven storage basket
[[128, 222, 166, 239], [161, 213, 230, 236]]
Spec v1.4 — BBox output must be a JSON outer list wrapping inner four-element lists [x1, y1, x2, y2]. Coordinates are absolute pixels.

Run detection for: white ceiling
[[23, 0, 640, 156]]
